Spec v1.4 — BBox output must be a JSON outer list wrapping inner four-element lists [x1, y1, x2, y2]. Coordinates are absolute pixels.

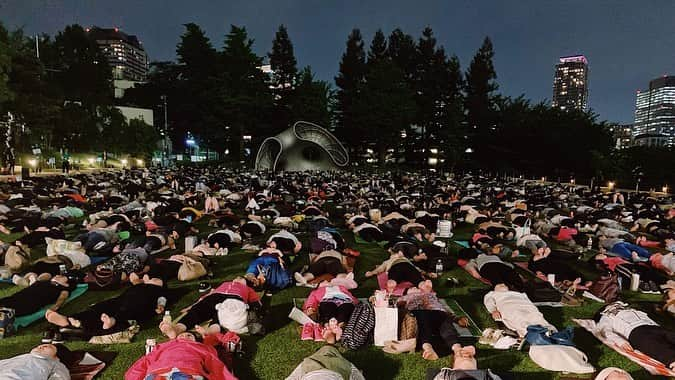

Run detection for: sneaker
[[313, 324, 325, 342], [650, 281, 660, 293], [52, 332, 64, 344], [41, 330, 55, 344], [301, 323, 314, 341]]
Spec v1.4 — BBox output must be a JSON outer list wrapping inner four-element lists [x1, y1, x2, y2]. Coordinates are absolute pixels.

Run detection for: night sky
[[1, 0, 673, 124]]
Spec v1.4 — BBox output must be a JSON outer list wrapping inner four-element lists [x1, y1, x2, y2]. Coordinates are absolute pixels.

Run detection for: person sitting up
[[285, 345, 365, 380], [0, 343, 70, 380], [125, 332, 237, 380], [484, 283, 556, 337]]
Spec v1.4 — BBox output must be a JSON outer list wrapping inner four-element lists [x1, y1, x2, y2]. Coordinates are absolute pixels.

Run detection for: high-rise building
[[633, 75, 675, 147], [552, 55, 589, 111], [87, 26, 149, 81], [608, 123, 634, 150]]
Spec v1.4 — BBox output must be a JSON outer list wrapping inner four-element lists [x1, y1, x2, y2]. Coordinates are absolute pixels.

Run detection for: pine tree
[[387, 28, 416, 81], [367, 29, 387, 68], [465, 37, 498, 140], [269, 24, 297, 92], [176, 23, 217, 81], [0, 23, 13, 108], [269, 24, 298, 132], [334, 29, 366, 148], [292, 66, 332, 127]]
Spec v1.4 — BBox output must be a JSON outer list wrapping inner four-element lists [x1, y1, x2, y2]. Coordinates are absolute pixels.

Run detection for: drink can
[[547, 273, 556, 286]]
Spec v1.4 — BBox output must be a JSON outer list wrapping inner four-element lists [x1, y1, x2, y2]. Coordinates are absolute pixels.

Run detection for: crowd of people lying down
[[0, 167, 673, 380]]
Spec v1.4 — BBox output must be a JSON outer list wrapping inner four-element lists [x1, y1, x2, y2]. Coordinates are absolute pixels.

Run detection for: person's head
[[31, 344, 58, 359], [494, 283, 509, 292], [177, 332, 196, 341], [100, 313, 116, 329], [232, 276, 247, 286]]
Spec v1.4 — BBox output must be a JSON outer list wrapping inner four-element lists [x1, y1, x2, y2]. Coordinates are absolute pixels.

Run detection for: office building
[[633, 75, 675, 147], [608, 123, 633, 150], [87, 26, 149, 81], [552, 55, 589, 111]]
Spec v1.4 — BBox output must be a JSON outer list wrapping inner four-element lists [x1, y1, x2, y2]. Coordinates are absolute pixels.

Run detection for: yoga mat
[[454, 240, 470, 248], [15, 283, 89, 328]]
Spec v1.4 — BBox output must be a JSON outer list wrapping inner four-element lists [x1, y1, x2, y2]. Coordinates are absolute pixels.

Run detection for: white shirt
[[0, 353, 70, 380], [484, 290, 556, 337], [596, 308, 658, 339]]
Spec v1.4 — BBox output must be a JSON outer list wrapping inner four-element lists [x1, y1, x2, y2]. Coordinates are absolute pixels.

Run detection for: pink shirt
[[125, 338, 237, 380], [304, 285, 359, 311], [208, 281, 260, 304]]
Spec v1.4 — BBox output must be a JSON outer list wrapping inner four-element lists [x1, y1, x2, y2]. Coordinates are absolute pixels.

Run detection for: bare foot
[[159, 321, 177, 339], [129, 272, 142, 285], [45, 309, 69, 327], [422, 343, 439, 360]]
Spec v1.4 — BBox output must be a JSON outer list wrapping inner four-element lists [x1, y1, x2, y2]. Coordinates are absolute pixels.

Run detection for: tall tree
[[269, 24, 297, 91], [465, 37, 498, 143], [367, 29, 387, 68], [292, 66, 332, 127], [334, 29, 366, 149], [268, 24, 298, 132], [219, 25, 273, 161], [387, 28, 416, 81], [174, 23, 219, 151], [0, 23, 13, 108]]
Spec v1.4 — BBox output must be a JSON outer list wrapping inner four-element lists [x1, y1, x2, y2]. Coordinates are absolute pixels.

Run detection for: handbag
[[0, 307, 15, 339], [177, 256, 207, 281], [589, 271, 620, 303], [84, 267, 122, 290], [373, 306, 398, 346], [525, 325, 574, 346]]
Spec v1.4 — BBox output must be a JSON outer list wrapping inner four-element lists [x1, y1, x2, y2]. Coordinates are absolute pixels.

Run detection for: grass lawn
[[0, 219, 671, 380]]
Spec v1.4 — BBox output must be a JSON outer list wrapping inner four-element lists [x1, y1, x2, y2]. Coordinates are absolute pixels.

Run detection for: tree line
[[0, 21, 672, 186], [0, 24, 158, 162]]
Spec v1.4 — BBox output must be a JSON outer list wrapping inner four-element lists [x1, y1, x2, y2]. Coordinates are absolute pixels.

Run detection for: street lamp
[[136, 159, 144, 166], [87, 157, 95, 167], [121, 159, 128, 167], [608, 181, 615, 191]]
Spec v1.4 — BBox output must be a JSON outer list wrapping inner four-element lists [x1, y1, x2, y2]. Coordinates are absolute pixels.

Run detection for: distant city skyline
[[552, 55, 589, 112], [1, 0, 674, 124]]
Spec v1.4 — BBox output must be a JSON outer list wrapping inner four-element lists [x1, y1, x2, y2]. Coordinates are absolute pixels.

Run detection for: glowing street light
[[464, 148, 473, 153], [121, 159, 128, 166], [663, 185, 669, 194], [87, 157, 95, 165], [608, 181, 615, 190], [136, 159, 144, 166], [28, 159, 37, 168]]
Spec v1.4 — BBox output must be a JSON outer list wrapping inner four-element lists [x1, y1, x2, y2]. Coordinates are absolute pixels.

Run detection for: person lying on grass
[[285, 345, 365, 380], [160, 277, 261, 339], [484, 283, 557, 338], [243, 247, 292, 291], [125, 331, 237, 380], [303, 280, 359, 344], [0, 274, 76, 317], [46, 276, 167, 339], [0, 343, 70, 380], [386, 280, 471, 361], [364, 251, 438, 292]]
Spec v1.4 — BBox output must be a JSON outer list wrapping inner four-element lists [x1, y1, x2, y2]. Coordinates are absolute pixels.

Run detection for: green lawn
[[0, 220, 670, 380]]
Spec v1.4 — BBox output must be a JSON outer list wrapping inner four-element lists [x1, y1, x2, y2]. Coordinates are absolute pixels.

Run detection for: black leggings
[[318, 302, 355, 324], [629, 325, 675, 366], [479, 262, 525, 291], [147, 260, 181, 282], [309, 257, 344, 277], [388, 262, 424, 285], [410, 309, 459, 357], [180, 293, 236, 328]]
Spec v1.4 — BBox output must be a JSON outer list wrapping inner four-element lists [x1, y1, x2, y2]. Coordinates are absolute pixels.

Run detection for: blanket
[[574, 318, 675, 377], [64, 350, 117, 380], [15, 283, 88, 328]]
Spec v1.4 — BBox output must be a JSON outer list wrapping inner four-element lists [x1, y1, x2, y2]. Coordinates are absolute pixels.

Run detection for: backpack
[[341, 303, 375, 350], [589, 272, 620, 303], [0, 307, 15, 339]]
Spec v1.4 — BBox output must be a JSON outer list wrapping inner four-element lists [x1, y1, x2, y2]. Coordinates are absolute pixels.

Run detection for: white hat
[[595, 367, 634, 380], [529, 345, 595, 374]]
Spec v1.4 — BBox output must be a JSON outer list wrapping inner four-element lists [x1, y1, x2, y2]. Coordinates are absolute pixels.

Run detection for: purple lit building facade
[[552, 55, 589, 111]]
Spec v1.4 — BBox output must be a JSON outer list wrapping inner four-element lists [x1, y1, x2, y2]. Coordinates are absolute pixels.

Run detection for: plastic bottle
[[630, 272, 640, 292], [586, 237, 593, 251], [145, 339, 156, 355], [162, 311, 172, 325], [59, 264, 66, 275], [435, 259, 443, 274]]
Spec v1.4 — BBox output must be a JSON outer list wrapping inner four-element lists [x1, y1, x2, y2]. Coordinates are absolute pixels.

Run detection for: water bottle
[[145, 338, 156, 355], [630, 272, 640, 292], [586, 237, 593, 251], [58, 264, 67, 275], [162, 311, 172, 325], [435, 259, 443, 274], [617, 275, 623, 291]]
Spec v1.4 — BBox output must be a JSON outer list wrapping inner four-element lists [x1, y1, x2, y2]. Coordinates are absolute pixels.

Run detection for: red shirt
[[208, 281, 260, 304]]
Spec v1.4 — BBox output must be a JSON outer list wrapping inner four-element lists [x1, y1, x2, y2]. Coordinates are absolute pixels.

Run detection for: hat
[[528, 345, 595, 374]]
